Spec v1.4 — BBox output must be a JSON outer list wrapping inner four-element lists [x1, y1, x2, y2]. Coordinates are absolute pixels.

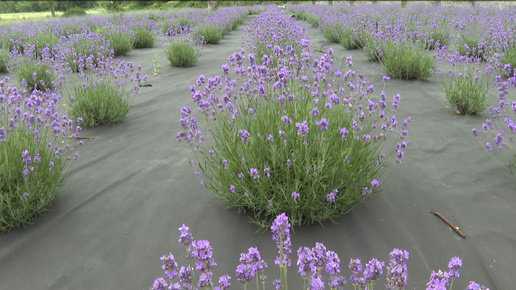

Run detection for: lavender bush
[[0, 50, 10, 73], [64, 59, 145, 127], [166, 34, 203, 67], [195, 23, 224, 45], [177, 9, 410, 227], [381, 42, 436, 80], [132, 26, 156, 49], [498, 46, 516, 78], [472, 74, 516, 182], [457, 37, 489, 61], [12, 59, 55, 91], [149, 213, 490, 290], [0, 77, 82, 232], [104, 31, 133, 56], [440, 61, 493, 115], [58, 32, 113, 73]]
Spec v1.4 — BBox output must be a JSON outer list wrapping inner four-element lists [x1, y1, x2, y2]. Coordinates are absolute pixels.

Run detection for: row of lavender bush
[[150, 213, 489, 290], [287, 3, 516, 183], [0, 6, 259, 232]]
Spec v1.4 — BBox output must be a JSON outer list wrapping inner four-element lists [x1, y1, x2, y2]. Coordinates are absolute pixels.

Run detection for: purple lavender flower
[[447, 257, 462, 278], [363, 258, 385, 284], [485, 142, 493, 151], [326, 189, 338, 202], [339, 127, 348, 140], [325, 250, 341, 276], [271, 213, 292, 268], [267, 134, 274, 142], [178, 224, 193, 247], [178, 266, 193, 288], [465, 281, 490, 290], [386, 248, 409, 289], [425, 270, 449, 289], [229, 185, 235, 193], [149, 277, 168, 290], [310, 276, 325, 289], [281, 115, 291, 124], [315, 118, 328, 131], [222, 159, 229, 169], [371, 179, 379, 188], [216, 274, 231, 290], [273, 279, 281, 289], [348, 258, 365, 287], [291, 192, 299, 199], [160, 253, 178, 280], [250, 168, 260, 179], [264, 167, 271, 177], [296, 247, 313, 278], [295, 121, 309, 137], [237, 129, 249, 143]]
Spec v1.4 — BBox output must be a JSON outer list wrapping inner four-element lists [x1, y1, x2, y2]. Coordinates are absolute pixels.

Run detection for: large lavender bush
[[177, 9, 410, 227], [0, 77, 82, 232], [149, 213, 490, 290]]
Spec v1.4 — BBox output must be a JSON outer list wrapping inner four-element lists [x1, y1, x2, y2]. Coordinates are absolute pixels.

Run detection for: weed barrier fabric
[[0, 12, 515, 290]]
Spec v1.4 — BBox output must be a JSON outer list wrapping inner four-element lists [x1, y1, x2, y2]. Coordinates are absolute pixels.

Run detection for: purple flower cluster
[[385, 248, 409, 289], [152, 213, 490, 290]]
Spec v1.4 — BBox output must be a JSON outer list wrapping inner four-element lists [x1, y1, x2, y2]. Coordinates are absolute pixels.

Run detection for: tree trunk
[[51, 2, 55, 17], [312, 0, 316, 4], [328, 0, 333, 5], [208, 0, 213, 13], [400, 0, 408, 8]]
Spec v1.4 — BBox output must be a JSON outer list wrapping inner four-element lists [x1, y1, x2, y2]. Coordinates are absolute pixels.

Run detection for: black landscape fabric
[[0, 14, 514, 290]]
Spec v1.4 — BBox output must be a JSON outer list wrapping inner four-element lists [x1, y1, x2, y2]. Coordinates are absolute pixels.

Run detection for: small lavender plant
[[440, 61, 493, 115], [166, 34, 203, 67], [381, 42, 436, 80], [64, 59, 145, 127]]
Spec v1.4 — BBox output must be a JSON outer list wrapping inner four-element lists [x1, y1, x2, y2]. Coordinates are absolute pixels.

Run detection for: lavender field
[[1, 2, 515, 290]]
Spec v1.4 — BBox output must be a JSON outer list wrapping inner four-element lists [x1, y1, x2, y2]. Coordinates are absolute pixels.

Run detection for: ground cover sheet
[[0, 12, 514, 290]]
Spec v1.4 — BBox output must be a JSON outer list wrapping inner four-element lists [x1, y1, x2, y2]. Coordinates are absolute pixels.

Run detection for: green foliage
[[307, 15, 321, 27], [61, 34, 113, 73], [188, 76, 402, 227], [322, 24, 342, 43], [132, 27, 155, 49], [296, 11, 308, 21], [499, 46, 516, 77], [364, 38, 393, 62], [195, 24, 223, 45], [382, 43, 436, 80], [0, 83, 80, 232], [62, 7, 87, 17], [340, 29, 370, 50], [423, 31, 450, 50], [458, 36, 488, 60], [13, 60, 55, 91], [166, 38, 200, 67], [104, 32, 133, 56], [0, 51, 9, 73], [0, 129, 66, 232], [25, 32, 60, 59], [442, 71, 490, 115], [67, 79, 133, 127]]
